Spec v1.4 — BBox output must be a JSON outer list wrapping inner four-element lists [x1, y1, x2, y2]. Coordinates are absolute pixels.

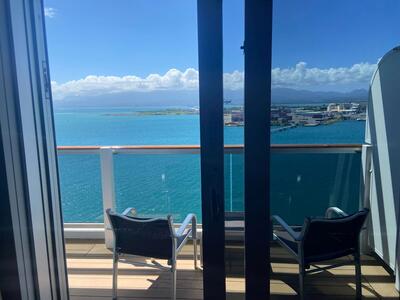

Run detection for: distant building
[[327, 103, 343, 112], [224, 113, 232, 124], [327, 102, 359, 113], [291, 110, 332, 126], [271, 107, 292, 125], [231, 110, 244, 122]]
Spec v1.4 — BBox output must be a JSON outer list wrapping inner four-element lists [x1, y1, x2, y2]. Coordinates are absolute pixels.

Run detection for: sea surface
[[55, 107, 365, 224]]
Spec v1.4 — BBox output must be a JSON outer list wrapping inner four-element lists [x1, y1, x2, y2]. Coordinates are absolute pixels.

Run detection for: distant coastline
[[103, 108, 199, 117], [98, 102, 367, 128]]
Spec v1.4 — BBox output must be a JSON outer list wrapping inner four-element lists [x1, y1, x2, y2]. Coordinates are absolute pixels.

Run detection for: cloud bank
[[272, 62, 376, 88], [44, 7, 56, 18], [51, 62, 377, 100]]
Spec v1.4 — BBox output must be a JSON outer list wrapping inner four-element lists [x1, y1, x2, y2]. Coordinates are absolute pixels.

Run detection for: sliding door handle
[[211, 188, 221, 221]]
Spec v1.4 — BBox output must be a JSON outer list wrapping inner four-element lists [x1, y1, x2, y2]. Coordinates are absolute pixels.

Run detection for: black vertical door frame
[[244, 0, 273, 299], [0, 127, 22, 300], [197, 0, 226, 299]]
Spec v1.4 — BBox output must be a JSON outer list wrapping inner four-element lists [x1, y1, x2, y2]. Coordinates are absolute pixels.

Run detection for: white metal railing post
[[100, 147, 115, 249]]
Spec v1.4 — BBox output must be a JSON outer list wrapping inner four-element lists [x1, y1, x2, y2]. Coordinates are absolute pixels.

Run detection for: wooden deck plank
[[66, 240, 399, 300]]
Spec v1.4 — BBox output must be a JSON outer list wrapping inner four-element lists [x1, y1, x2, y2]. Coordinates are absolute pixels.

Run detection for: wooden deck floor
[[66, 240, 399, 299]]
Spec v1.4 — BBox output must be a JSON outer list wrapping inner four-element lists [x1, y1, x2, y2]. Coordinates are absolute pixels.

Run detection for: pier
[[271, 124, 297, 133]]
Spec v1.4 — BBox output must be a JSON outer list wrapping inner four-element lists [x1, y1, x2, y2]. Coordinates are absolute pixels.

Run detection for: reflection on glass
[[58, 154, 102, 222], [114, 154, 201, 222]]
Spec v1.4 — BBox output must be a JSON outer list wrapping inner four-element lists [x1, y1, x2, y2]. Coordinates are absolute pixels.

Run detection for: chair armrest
[[122, 207, 137, 217], [325, 207, 348, 219], [272, 215, 301, 241], [175, 213, 197, 239]]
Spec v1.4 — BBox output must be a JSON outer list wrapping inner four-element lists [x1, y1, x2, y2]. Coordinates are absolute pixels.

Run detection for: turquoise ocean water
[[55, 107, 365, 224]]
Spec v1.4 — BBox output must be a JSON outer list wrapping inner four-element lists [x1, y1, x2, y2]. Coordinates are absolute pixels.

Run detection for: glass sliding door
[[222, 1, 245, 299], [0, 0, 69, 298], [46, 1, 204, 299], [199, 0, 273, 299], [39, 0, 273, 298]]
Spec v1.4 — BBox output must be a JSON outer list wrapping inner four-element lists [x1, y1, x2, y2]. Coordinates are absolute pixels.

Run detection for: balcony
[[58, 144, 399, 299], [65, 241, 398, 299]]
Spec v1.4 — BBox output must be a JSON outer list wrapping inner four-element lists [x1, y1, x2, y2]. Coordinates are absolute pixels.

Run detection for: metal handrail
[[57, 143, 363, 154]]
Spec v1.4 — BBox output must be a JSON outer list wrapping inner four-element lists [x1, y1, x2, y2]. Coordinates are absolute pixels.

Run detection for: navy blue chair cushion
[[274, 209, 369, 264], [107, 210, 174, 259], [302, 209, 369, 263]]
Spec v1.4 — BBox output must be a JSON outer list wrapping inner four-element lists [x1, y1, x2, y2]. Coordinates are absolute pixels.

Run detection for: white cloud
[[51, 62, 377, 100], [271, 61, 377, 89], [51, 68, 200, 100], [44, 7, 56, 18], [223, 70, 244, 90]]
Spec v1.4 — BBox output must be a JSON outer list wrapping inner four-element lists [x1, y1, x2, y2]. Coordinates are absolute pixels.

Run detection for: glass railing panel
[[271, 151, 361, 225], [113, 153, 201, 223], [58, 153, 103, 223], [57, 148, 362, 225], [224, 153, 244, 212], [224, 150, 361, 225]]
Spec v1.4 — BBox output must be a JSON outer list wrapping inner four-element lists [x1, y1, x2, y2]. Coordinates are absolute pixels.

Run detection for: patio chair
[[106, 208, 198, 300], [272, 207, 369, 300]]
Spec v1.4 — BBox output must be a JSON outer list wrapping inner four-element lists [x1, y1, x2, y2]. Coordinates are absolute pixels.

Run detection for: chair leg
[[299, 263, 305, 300], [112, 251, 119, 300], [193, 238, 198, 269], [171, 259, 177, 300], [200, 235, 203, 268], [355, 252, 362, 300]]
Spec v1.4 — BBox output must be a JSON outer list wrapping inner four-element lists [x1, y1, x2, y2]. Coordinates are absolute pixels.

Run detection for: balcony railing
[[57, 144, 363, 245]]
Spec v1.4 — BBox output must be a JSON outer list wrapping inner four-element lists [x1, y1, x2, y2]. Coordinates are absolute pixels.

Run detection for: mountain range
[[226, 88, 368, 104], [53, 87, 368, 108]]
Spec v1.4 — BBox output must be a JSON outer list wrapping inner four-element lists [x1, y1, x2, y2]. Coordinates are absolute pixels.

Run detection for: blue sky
[[44, 0, 400, 100]]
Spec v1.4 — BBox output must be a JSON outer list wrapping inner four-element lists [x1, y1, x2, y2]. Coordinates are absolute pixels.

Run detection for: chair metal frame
[[272, 207, 368, 300], [107, 208, 198, 300]]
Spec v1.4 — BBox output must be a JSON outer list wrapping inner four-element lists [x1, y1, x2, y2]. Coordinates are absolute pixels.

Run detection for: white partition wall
[[364, 47, 400, 291]]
